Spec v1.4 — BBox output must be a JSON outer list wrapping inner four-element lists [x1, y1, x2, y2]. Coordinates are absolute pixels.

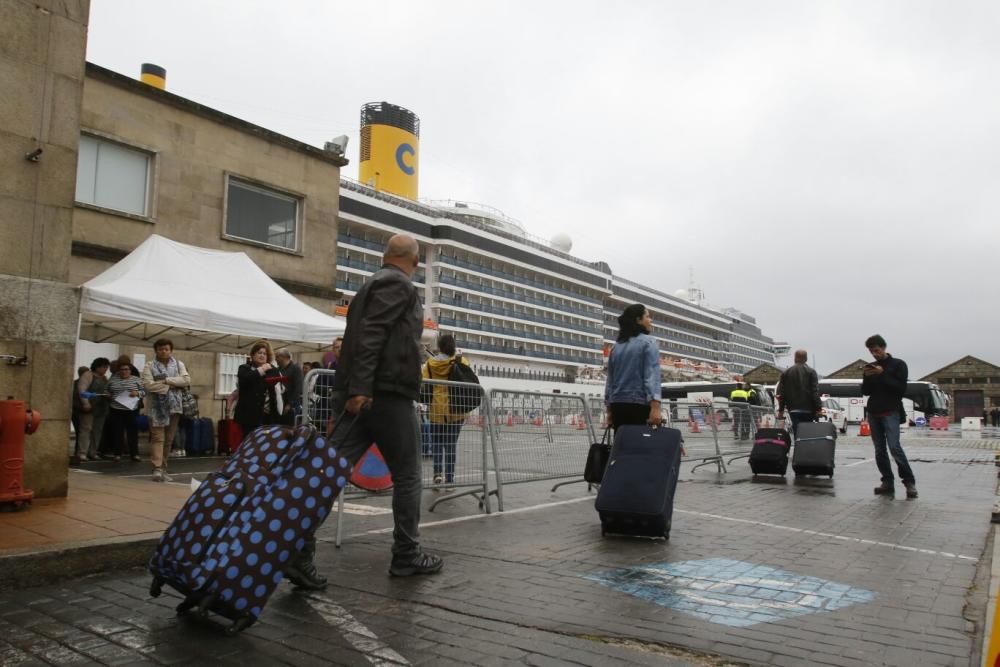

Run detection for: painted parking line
[[674, 509, 979, 561], [841, 458, 875, 467], [301, 592, 409, 665], [348, 496, 978, 562]]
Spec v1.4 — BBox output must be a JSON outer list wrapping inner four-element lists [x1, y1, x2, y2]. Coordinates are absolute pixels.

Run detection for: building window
[[225, 176, 301, 251], [216, 353, 245, 397], [75, 134, 151, 216]]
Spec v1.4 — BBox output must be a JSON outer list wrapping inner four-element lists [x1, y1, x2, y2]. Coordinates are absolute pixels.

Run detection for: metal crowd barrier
[[487, 389, 597, 496], [301, 368, 495, 547]]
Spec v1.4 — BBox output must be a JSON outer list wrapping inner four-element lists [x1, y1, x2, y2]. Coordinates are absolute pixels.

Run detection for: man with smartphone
[[861, 334, 917, 498]]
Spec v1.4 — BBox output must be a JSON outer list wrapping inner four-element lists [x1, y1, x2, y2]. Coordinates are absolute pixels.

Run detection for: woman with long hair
[[604, 303, 661, 430], [234, 340, 280, 436]]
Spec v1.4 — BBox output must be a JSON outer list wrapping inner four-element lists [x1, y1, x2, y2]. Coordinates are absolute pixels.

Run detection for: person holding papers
[[106, 354, 145, 461]]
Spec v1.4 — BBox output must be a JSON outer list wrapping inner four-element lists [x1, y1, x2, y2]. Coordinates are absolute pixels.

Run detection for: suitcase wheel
[[149, 576, 163, 598], [226, 615, 253, 636], [196, 593, 216, 619], [176, 595, 198, 615]]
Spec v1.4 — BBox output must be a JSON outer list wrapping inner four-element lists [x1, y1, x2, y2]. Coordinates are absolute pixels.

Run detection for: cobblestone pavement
[[2, 436, 996, 666]]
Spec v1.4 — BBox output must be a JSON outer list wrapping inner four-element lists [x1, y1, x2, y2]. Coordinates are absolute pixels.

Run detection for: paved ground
[[1, 435, 997, 666]]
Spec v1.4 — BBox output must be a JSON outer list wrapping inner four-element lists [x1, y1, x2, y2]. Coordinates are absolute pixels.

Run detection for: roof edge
[[85, 62, 349, 168]]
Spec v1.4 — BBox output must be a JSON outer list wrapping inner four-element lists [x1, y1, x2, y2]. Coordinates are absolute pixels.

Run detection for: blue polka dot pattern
[[147, 423, 353, 624]]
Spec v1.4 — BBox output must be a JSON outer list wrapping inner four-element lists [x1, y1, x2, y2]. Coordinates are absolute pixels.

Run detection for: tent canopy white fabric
[[79, 235, 346, 353]]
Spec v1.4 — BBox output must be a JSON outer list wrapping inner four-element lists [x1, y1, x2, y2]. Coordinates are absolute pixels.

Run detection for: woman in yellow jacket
[[422, 334, 469, 485]]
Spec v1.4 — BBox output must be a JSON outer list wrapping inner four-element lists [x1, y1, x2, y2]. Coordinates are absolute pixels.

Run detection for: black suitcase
[[749, 427, 792, 475], [792, 421, 837, 477], [583, 428, 612, 484], [595, 425, 682, 539], [148, 423, 352, 634]]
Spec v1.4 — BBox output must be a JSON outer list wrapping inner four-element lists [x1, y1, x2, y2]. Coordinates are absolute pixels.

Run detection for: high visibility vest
[[730, 388, 750, 402]]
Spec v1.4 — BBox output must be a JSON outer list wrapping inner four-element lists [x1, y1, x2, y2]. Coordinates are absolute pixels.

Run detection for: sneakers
[[873, 482, 895, 495], [152, 469, 163, 482], [433, 475, 443, 485], [904, 483, 918, 499], [131, 455, 141, 462], [389, 552, 443, 577]]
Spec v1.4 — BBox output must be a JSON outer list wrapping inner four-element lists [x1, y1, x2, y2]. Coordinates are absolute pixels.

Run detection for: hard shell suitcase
[[184, 417, 214, 455], [147, 423, 352, 634], [217, 400, 243, 455], [749, 427, 792, 476], [595, 425, 682, 539], [792, 421, 837, 477]]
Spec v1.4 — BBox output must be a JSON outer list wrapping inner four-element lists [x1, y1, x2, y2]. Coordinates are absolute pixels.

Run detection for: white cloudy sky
[[86, 1, 999, 377]]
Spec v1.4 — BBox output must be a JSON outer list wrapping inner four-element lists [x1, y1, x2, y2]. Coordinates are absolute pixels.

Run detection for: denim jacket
[[604, 333, 660, 406]]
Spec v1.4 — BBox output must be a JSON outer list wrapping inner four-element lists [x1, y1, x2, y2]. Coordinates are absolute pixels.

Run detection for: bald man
[[776, 349, 822, 436], [285, 234, 441, 588]]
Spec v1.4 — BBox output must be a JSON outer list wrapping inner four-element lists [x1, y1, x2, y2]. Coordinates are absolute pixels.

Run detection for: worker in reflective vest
[[730, 386, 752, 441]]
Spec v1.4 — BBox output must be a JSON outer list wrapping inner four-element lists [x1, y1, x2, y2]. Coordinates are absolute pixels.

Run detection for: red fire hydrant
[[0, 398, 41, 510]]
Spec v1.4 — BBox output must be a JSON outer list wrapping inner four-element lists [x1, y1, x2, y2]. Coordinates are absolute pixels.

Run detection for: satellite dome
[[550, 233, 572, 253]]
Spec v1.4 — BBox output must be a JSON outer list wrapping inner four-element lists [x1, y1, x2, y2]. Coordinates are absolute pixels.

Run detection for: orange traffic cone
[[577, 418, 586, 430], [533, 415, 543, 427], [859, 420, 871, 437], [506, 415, 514, 427], [688, 416, 700, 433]]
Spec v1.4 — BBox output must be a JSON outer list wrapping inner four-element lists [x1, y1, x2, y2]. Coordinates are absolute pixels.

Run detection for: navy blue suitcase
[[595, 425, 682, 539], [148, 423, 351, 634]]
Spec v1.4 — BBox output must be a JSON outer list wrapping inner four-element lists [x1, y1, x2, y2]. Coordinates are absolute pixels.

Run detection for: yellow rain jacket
[[423, 354, 471, 424]]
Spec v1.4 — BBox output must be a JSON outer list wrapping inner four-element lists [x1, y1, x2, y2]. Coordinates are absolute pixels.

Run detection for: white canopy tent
[[78, 234, 346, 353]]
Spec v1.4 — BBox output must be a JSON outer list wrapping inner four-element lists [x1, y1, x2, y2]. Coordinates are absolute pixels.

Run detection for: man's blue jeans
[[869, 412, 915, 484]]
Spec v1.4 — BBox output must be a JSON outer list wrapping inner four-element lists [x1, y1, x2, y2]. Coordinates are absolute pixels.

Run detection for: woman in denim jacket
[[604, 303, 661, 431]]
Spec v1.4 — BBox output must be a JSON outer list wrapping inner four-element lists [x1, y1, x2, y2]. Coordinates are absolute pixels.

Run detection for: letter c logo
[[395, 143, 415, 175]]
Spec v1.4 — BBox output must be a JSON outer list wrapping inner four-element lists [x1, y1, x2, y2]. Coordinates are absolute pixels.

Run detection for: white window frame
[[74, 131, 156, 220], [216, 352, 245, 398], [222, 174, 304, 254]]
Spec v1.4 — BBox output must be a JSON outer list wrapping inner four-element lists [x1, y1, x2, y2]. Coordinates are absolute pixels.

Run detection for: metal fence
[[486, 390, 597, 497], [301, 369, 495, 546], [298, 368, 782, 546]]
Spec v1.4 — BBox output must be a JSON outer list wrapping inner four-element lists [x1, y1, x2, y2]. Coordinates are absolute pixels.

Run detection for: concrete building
[[1, 0, 91, 498], [71, 63, 347, 426], [920, 355, 1000, 422]]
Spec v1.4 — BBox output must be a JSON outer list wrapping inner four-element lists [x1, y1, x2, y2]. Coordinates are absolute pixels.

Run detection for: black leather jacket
[[777, 363, 821, 413], [333, 264, 423, 400]]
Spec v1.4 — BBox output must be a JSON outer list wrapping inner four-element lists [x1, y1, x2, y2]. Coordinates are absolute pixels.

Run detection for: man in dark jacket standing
[[285, 234, 442, 589], [776, 349, 822, 436], [862, 334, 917, 498]]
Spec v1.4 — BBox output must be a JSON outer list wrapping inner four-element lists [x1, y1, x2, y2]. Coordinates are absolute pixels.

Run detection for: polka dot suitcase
[[147, 423, 352, 634]]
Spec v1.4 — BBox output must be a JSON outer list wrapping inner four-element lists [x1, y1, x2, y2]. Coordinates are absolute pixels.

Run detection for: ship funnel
[[359, 101, 419, 199], [140, 63, 166, 90]]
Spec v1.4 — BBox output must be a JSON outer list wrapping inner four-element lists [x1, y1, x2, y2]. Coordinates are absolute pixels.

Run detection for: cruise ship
[[335, 102, 785, 397]]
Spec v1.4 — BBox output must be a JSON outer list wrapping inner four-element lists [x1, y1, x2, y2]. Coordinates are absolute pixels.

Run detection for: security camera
[[324, 135, 349, 156]]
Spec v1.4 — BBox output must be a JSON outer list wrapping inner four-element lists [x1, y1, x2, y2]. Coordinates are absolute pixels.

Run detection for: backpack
[[447, 355, 482, 415]]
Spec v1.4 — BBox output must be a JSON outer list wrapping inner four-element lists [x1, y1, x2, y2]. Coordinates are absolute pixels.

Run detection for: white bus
[[817, 379, 949, 425]]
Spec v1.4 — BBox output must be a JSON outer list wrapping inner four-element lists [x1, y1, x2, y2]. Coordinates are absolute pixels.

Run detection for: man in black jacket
[[861, 334, 917, 498], [285, 234, 442, 588], [776, 349, 822, 436]]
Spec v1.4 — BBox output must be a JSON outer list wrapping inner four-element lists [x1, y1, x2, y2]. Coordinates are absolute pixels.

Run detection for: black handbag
[[584, 427, 613, 484]]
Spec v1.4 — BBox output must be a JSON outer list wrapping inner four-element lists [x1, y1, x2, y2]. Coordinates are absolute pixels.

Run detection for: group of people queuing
[[602, 304, 918, 499], [72, 339, 194, 482]]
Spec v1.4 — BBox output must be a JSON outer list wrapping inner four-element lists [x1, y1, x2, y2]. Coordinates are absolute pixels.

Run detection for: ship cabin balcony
[[435, 291, 598, 336], [454, 333, 602, 366], [436, 253, 603, 309], [438, 313, 600, 353], [436, 272, 601, 320]]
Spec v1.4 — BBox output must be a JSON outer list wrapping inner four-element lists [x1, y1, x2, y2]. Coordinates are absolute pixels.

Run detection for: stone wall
[[0, 0, 90, 498]]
